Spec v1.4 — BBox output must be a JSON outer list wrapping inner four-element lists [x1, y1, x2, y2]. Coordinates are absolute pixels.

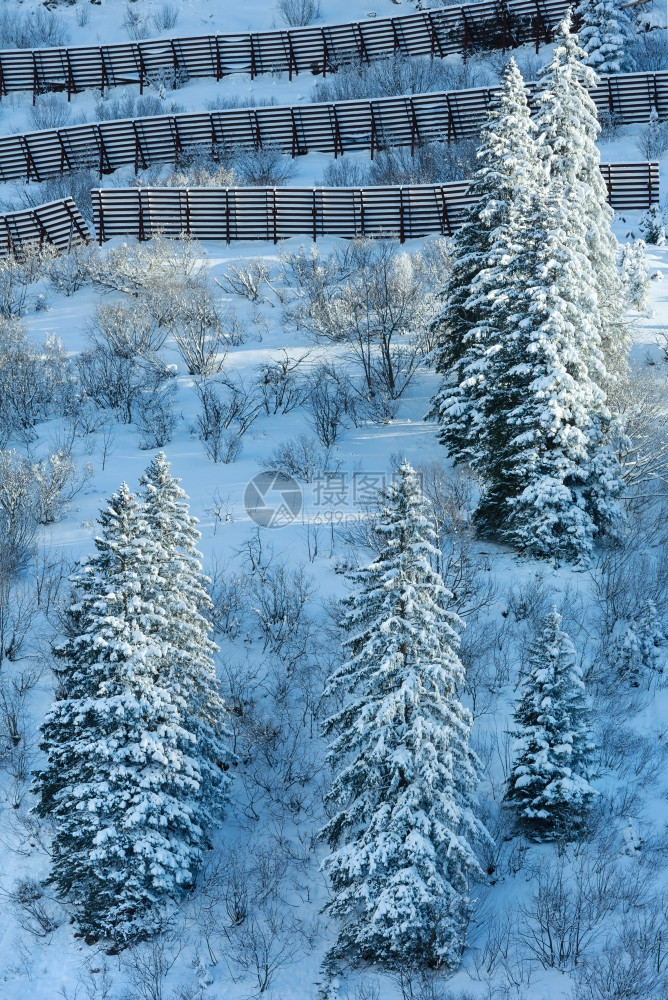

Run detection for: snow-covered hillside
[[0, 2, 667, 1000]]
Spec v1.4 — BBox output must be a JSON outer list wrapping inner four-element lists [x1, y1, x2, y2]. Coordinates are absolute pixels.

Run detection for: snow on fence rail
[[0, 197, 91, 255], [2, 71, 666, 184], [0, 0, 570, 103], [91, 164, 659, 245]]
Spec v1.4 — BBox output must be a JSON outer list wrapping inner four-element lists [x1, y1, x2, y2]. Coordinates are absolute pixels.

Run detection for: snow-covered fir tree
[[535, 17, 630, 378], [321, 462, 489, 973], [472, 180, 624, 562], [505, 608, 597, 842], [620, 239, 651, 313], [33, 484, 217, 945], [138, 452, 231, 821], [612, 598, 665, 685], [639, 204, 666, 245], [429, 59, 543, 465], [577, 0, 636, 74]]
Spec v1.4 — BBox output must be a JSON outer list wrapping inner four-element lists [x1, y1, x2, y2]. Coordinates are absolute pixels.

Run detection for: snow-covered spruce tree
[[620, 240, 651, 313], [535, 17, 630, 378], [612, 598, 665, 685], [321, 462, 489, 973], [577, 0, 636, 74], [138, 452, 231, 820], [505, 607, 597, 842], [429, 59, 543, 465], [472, 182, 624, 562], [639, 204, 666, 246], [33, 485, 209, 945]]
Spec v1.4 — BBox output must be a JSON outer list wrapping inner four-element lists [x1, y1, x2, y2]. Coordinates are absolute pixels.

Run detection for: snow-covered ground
[[0, 2, 667, 1000]]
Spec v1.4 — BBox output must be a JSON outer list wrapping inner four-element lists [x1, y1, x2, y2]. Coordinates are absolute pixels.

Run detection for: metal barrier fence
[[0, 0, 570, 103], [91, 163, 660, 244], [1, 71, 665, 185], [0, 197, 91, 255]]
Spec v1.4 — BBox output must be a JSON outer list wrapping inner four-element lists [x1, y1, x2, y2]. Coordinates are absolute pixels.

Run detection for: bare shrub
[[312, 52, 490, 103], [249, 562, 314, 657], [0, 450, 39, 574], [277, 0, 321, 26], [516, 856, 620, 970], [0, 8, 69, 48], [195, 378, 260, 462], [629, 27, 668, 72], [305, 364, 350, 446], [77, 346, 171, 425], [234, 144, 297, 186], [7, 168, 98, 224], [89, 300, 168, 360], [151, 2, 179, 31], [28, 94, 71, 131], [321, 138, 479, 187], [47, 243, 95, 297], [220, 259, 273, 302], [0, 321, 71, 446], [4, 879, 61, 937], [163, 281, 229, 376], [0, 243, 58, 319], [256, 350, 311, 415], [32, 451, 91, 525], [135, 385, 177, 450], [267, 434, 328, 483]]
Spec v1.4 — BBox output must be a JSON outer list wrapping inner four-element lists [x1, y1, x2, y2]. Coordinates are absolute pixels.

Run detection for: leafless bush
[[163, 281, 229, 376], [195, 378, 260, 462], [135, 385, 177, 450], [47, 243, 95, 297], [516, 856, 620, 970], [234, 144, 297, 186], [0, 8, 69, 48], [32, 451, 91, 525], [249, 563, 315, 657], [7, 169, 98, 223], [312, 52, 490, 102], [77, 345, 171, 425], [0, 242, 57, 318], [629, 28, 668, 72], [256, 350, 311, 415], [88, 233, 205, 297], [321, 138, 479, 187], [277, 0, 320, 26], [89, 300, 168, 360], [0, 450, 39, 574], [305, 365, 351, 446], [95, 94, 171, 121], [122, 2, 151, 40], [267, 434, 329, 483], [123, 935, 181, 1000], [151, 2, 179, 31], [219, 259, 273, 302], [208, 559, 248, 638], [28, 94, 71, 131], [635, 111, 668, 160], [3, 879, 62, 937], [0, 321, 71, 445], [574, 940, 667, 1000]]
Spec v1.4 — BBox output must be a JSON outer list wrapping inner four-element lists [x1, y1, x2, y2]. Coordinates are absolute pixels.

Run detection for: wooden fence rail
[[91, 163, 660, 245], [1, 71, 666, 185], [0, 197, 91, 256], [0, 0, 570, 103]]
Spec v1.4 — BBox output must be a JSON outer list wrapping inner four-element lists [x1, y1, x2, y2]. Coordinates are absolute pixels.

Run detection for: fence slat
[[1, 71, 666, 184], [91, 164, 659, 245], [0, 0, 570, 100]]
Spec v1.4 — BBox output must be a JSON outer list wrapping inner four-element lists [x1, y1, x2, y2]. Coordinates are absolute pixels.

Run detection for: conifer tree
[[429, 59, 543, 465], [472, 182, 624, 561], [33, 485, 209, 945], [505, 608, 597, 842], [620, 239, 650, 313], [535, 17, 630, 378], [577, 0, 636, 74], [321, 463, 489, 973], [138, 453, 230, 821]]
